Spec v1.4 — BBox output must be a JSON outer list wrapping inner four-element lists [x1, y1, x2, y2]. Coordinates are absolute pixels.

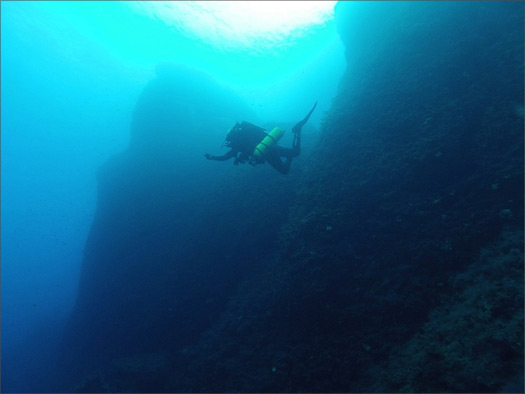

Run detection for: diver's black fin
[[293, 102, 317, 134], [304, 101, 317, 122]]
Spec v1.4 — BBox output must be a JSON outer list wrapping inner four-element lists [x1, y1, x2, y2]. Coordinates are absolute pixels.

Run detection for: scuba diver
[[204, 102, 317, 174]]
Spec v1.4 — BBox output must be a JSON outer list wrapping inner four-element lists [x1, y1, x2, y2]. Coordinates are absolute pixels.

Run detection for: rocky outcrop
[[55, 2, 523, 392], [156, 2, 524, 392], [53, 63, 305, 391]]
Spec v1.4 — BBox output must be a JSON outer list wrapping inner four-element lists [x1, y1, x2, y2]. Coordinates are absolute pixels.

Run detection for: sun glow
[[129, 1, 337, 54]]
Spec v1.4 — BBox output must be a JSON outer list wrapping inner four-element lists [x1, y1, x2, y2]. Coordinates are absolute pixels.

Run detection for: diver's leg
[[277, 145, 299, 158], [292, 128, 301, 156], [289, 102, 317, 157], [292, 102, 317, 134], [265, 149, 291, 174]]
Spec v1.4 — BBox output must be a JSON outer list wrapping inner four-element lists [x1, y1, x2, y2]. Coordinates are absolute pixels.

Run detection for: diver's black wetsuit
[[205, 102, 317, 175]]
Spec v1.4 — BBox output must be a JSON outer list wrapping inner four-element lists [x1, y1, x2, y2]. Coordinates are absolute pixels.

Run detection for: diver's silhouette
[[205, 102, 317, 174]]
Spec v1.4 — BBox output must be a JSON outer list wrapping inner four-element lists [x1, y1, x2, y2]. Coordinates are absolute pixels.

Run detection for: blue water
[[1, 1, 523, 393], [1, 1, 342, 390]]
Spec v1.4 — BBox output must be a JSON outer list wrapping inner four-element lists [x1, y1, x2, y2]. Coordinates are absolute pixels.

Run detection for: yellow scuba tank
[[253, 127, 285, 161]]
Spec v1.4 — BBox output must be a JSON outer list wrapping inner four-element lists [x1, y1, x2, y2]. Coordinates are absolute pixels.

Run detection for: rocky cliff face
[[158, 2, 523, 392], [53, 63, 306, 392], [57, 2, 523, 392]]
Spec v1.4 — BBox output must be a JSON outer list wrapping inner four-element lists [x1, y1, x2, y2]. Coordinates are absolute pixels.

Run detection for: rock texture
[[54, 63, 304, 391], [159, 2, 523, 392], [55, 2, 523, 392]]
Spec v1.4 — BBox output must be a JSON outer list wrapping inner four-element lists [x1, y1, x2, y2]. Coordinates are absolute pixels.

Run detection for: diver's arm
[[204, 149, 236, 161]]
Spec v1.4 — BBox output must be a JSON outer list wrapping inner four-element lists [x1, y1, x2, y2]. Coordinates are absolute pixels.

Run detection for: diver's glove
[[204, 153, 214, 160]]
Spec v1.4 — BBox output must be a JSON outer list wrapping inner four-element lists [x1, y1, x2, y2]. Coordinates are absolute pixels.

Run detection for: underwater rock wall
[[279, 2, 524, 391], [53, 2, 523, 392], [53, 63, 305, 391], [160, 2, 523, 393]]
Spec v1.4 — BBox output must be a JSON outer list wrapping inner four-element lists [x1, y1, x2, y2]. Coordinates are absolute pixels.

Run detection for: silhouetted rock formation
[[156, 3, 523, 392], [57, 2, 524, 392], [54, 63, 302, 391]]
